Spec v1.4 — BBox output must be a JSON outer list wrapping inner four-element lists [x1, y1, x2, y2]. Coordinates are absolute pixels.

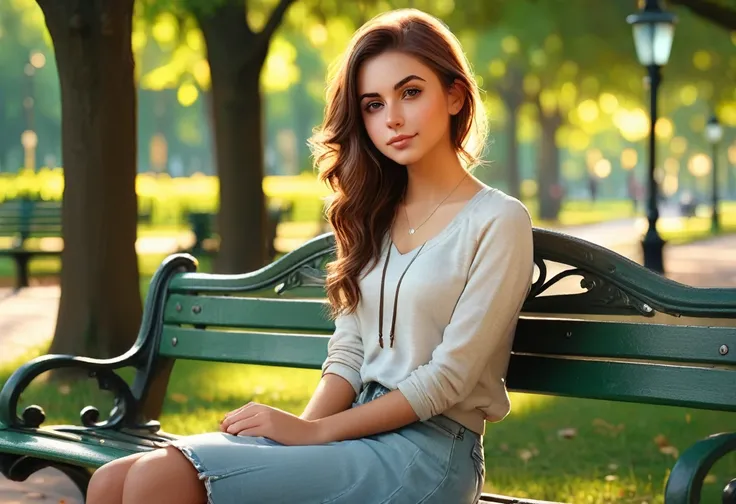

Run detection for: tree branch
[[668, 0, 736, 31], [260, 0, 297, 44]]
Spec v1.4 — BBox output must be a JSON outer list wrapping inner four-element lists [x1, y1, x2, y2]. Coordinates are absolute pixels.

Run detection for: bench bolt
[[172, 337, 178, 347], [192, 305, 202, 314], [175, 303, 182, 312], [719, 345, 728, 355]]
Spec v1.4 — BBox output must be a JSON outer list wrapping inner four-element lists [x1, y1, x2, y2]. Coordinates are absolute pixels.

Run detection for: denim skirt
[[167, 382, 486, 504]]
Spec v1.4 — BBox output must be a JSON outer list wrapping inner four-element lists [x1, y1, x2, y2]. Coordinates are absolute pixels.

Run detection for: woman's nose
[[385, 105, 404, 129]]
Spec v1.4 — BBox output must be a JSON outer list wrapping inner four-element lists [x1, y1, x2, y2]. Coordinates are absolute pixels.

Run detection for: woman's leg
[[86, 452, 147, 504], [122, 446, 207, 504]]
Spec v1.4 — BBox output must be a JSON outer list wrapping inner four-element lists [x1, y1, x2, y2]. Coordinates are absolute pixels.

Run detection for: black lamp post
[[705, 114, 723, 233], [627, 0, 677, 274]]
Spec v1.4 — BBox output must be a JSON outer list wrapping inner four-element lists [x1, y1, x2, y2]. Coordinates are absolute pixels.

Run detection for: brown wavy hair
[[309, 9, 488, 319]]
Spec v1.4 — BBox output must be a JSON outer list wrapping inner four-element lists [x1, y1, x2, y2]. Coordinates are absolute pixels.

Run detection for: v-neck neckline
[[389, 185, 491, 257]]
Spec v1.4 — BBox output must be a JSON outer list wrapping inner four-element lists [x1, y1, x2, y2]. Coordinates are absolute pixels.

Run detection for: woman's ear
[[447, 80, 466, 116]]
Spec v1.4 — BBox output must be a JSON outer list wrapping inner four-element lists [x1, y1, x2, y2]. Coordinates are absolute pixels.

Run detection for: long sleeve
[[396, 200, 534, 421], [322, 309, 364, 395]]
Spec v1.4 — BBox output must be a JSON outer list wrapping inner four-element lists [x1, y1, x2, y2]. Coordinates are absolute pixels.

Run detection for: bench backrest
[[0, 199, 62, 243], [149, 229, 736, 412]]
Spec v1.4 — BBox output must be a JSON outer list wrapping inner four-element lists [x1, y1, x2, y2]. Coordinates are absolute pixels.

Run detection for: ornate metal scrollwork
[[525, 256, 654, 317], [0, 254, 198, 432], [528, 228, 736, 319], [276, 255, 329, 295]]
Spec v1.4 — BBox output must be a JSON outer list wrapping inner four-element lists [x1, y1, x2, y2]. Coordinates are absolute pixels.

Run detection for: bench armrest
[[0, 352, 143, 430], [664, 431, 736, 504], [0, 253, 198, 432]]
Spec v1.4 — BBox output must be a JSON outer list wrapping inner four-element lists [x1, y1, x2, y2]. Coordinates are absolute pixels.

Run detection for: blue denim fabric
[[169, 382, 486, 503]]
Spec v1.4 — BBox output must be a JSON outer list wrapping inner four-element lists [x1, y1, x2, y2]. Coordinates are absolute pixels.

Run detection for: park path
[[0, 220, 734, 502]]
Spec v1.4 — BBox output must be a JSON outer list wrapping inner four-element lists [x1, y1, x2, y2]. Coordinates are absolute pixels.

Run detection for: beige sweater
[[322, 186, 534, 435]]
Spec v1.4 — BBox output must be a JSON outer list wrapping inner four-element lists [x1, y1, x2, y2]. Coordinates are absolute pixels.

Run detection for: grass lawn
[[1, 348, 733, 503]]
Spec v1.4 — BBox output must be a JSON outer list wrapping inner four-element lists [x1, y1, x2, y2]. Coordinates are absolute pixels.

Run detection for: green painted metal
[[514, 318, 736, 366], [168, 232, 334, 296], [167, 230, 736, 319], [506, 355, 736, 411], [163, 294, 334, 331], [0, 429, 145, 469], [160, 327, 328, 368], [528, 230, 736, 319], [0, 254, 198, 431], [664, 432, 736, 504]]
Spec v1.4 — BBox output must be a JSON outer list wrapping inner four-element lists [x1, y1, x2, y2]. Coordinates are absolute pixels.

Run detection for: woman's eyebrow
[[359, 74, 427, 101]]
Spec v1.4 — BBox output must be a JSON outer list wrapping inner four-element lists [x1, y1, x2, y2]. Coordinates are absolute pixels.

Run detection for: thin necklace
[[403, 170, 469, 235]]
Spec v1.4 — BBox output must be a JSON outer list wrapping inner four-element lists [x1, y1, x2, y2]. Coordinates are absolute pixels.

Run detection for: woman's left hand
[[219, 403, 328, 446]]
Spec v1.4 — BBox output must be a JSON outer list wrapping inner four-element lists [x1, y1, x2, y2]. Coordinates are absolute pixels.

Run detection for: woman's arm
[[315, 389, 418, 442], [300, 373, 357, 420]]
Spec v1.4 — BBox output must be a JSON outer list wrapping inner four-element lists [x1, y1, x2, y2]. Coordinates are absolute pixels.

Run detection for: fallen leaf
[[659, 445, 679, 458], [704, 474, 717, 484], [654, 434, 671, 448], [557, 427, 578, 439], [58, 384, 71, 395], [593, 418, 625, 436], [518, 449, 534, 462], [499, 443, 509, 452], [685, 413, 691, 424], [608, 463, 619, 471], [170, 393, 189, 404], [605, 474, 618, 482]]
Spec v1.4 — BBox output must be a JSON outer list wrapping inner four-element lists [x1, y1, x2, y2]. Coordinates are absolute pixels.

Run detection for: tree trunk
[[37, 1, 141, 360], [194, 4, 266, 274], [536, 111, 563, 221], [194, 0, 295, 274], [498, 66, 525, 199]]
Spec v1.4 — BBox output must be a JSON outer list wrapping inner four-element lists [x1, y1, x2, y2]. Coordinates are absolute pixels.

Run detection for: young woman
[[87, 8, 534, 504]]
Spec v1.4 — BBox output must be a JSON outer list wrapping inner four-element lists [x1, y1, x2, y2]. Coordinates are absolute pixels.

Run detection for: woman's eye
[[404, 88, 421, 98], [365, 102, 382, 112]]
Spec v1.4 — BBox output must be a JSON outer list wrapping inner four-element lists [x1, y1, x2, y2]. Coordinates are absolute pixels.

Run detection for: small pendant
[[409, 228, 415, 235]]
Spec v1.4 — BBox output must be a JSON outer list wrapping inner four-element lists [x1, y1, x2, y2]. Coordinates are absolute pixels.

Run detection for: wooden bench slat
[[164, 294, 334, 331], [507, 355, 736, 411], [160, 326, 329, 368], [515, 318, 736, 366]]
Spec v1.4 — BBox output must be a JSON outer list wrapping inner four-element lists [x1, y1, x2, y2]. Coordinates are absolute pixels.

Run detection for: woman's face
[[357, 51, 463, 166]]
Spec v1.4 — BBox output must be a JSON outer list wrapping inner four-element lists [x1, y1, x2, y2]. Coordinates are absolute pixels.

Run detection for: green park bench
[[0, 228, 735, 503], [0, 198, 63, 290]]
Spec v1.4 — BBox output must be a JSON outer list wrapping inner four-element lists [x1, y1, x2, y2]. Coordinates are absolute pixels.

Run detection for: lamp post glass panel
[[705, 115, 724, 233], [626, 0, 676, 274]]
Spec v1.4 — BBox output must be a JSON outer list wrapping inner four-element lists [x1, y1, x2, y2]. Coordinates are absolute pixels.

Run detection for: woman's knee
[[122, 446, 206, 504], [87, 452, 146, 504]]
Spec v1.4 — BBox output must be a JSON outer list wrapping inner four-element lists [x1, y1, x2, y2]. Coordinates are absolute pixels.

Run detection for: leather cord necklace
[[378, 239, 426, 348]]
